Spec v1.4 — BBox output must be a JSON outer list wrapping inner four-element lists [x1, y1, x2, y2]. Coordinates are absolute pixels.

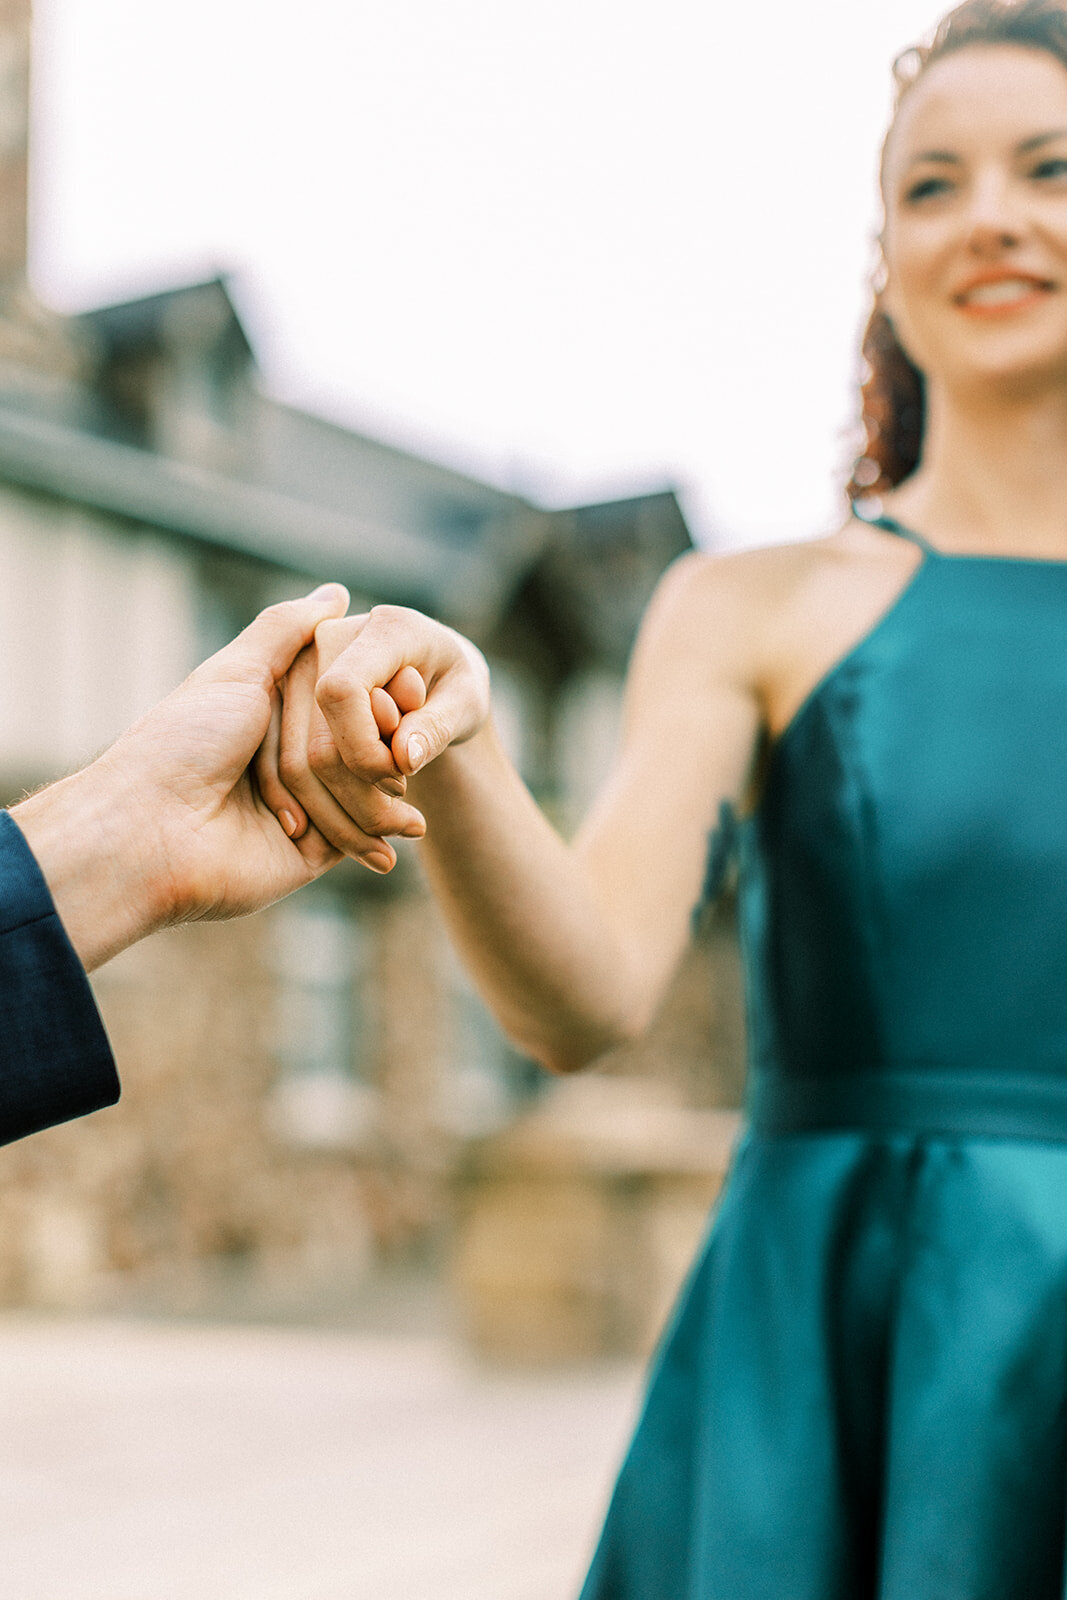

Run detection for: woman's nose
[[964, 170, 1024, 255]]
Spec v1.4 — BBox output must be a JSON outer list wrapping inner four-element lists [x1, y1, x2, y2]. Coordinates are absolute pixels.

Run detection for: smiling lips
[[954, 273, 1056, 316]]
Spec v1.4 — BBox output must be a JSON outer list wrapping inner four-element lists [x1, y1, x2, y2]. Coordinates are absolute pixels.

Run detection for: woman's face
[[882, 43, 1067, 397]]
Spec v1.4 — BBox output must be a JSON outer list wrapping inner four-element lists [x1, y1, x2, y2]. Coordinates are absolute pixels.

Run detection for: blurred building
[[0, 0, 745, 1334]]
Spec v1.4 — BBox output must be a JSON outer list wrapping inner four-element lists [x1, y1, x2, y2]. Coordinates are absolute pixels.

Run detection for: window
[[266, 888, 378, 1150]]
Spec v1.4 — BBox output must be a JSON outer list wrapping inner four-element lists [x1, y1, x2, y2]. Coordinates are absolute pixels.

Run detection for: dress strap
[[860, 512, 939, 556]]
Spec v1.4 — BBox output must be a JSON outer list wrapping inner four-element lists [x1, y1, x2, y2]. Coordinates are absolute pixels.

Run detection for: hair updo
[[847, 0, 1067, 504]]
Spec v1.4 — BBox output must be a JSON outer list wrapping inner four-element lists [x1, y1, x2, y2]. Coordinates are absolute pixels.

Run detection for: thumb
[[393, 702, 463, 776], [199, 583, 351, 690]]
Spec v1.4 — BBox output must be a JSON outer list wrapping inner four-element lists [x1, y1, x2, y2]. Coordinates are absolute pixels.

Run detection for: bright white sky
[[29, 0, 950, 547]]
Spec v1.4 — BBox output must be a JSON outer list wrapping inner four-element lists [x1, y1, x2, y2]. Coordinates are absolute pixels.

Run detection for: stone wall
[[0, 847, 747, 1342], [0, 893, 417, 1309]]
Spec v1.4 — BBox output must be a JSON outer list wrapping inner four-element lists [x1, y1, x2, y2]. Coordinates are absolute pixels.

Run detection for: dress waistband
[[748, 1067, 1067, 1143]]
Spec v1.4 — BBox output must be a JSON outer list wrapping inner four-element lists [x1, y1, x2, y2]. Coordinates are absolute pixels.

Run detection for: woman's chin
[[940, 347, 1067, 403]]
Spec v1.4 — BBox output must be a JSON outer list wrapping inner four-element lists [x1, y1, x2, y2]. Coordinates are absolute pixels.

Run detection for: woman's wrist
[[407, 716, 502, 802]]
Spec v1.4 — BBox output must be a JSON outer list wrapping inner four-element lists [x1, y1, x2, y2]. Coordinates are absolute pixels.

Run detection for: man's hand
[[13, 583, 352, 970]]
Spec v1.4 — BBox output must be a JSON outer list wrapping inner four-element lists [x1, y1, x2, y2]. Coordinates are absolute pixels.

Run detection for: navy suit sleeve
[[0, 809, 120, 1145]]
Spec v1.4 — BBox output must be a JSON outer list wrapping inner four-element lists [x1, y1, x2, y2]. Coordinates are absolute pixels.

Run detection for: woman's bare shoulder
[[646, 520, 893, 646]]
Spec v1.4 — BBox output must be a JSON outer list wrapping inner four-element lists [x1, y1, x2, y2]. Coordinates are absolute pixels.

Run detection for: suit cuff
[[0, 810, 120, 1145]]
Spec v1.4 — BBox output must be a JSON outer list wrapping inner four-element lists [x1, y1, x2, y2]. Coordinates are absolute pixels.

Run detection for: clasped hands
[[255, 604, 491, 875], [12, 587, 487, 973]]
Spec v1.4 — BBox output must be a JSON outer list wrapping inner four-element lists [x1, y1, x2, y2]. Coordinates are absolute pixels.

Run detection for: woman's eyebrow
[[1017, 128, 1067, 153], [903, 130, 1067, 168], [906, 149, 962, 167]]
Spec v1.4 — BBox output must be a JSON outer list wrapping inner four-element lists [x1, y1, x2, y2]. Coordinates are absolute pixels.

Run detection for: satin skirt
[[578, 1131, 1067, 1599]]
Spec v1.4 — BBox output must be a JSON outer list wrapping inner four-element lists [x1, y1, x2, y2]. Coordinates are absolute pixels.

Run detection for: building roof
[[0, 398, 532, 624], [78, 275, 255, 365], [0, 275, 697, 638]]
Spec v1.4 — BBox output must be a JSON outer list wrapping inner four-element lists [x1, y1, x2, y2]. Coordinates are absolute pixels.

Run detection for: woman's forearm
[[272, 575, 760, 1067], [410, 721, 646, 1072]]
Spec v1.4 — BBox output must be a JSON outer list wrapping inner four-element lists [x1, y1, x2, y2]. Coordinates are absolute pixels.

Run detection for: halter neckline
[[861, 512, 1067, 566], [862, 513, 939, 555]]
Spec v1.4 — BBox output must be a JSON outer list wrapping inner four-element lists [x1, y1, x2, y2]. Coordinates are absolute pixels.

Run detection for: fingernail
[[363, 850, 394, 874], [402, 819, 426, 839], [279, 809, 298, 837], [379, 777, 406, 798], [309, 582, 348, 604], [407, 734, 429, 772]]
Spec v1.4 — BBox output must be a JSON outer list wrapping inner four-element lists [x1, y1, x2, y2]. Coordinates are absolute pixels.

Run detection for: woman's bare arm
[[264, 551, 765, 1072], [407, 554, 761, 1068]]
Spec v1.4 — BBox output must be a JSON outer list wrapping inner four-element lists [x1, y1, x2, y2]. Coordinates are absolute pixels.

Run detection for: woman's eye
[[1032, 157, 1067, 181], [904, 176, 953, 203]]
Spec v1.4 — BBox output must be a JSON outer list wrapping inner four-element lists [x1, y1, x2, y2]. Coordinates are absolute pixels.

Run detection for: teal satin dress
[[579, 518, 1067, 1599]]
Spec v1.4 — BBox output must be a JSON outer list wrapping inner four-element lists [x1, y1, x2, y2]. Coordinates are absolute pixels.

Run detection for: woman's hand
[[255, 605, 491, 872]]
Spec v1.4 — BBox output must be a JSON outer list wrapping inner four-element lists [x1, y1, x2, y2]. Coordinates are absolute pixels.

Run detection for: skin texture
[[14, 584, 354, 972], [265, 41, 1067, 1072]]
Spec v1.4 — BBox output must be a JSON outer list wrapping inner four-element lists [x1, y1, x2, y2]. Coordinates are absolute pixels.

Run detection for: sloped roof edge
[[0, 404, 495, 610], [256, 392, 531, 514], [77, 275, 256, 360], [551, 486, 693, 544]]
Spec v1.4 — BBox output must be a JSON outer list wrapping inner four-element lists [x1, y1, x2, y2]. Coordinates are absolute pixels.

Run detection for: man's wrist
[[11, 758, 171, 971]]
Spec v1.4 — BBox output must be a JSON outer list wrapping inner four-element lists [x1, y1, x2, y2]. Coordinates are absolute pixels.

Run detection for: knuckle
[[420, 710, 451, 755], [372, 795, 403, 833], [307, 729, 341, 776], [314, 616, 362, 665], [277, 744, 307, 787], [368, 603, 411, 627], [353, 788, 390, 834], [314, 668, 346, 712], [452, 631, 489, 685], [315, 617, 348, 645], [313, 621, 345, 665]]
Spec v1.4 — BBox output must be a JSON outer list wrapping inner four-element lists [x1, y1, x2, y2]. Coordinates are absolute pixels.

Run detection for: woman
[[262, 1, 1067, 1591]]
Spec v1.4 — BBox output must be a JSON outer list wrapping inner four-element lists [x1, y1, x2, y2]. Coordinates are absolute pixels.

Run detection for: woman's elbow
[[522, 998, 653, 1077]]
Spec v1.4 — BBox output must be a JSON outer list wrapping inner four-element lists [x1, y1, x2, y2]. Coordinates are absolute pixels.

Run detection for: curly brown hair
[[846, 0, 1067, 504]]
